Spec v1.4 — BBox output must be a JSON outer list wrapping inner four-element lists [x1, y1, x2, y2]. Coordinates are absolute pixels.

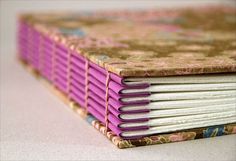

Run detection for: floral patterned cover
[[18, 6, 236, 148], [20, 5, 236, 77]]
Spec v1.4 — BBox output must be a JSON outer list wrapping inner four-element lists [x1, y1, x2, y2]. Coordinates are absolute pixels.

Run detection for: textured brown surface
[[20, 6, 236, 77]]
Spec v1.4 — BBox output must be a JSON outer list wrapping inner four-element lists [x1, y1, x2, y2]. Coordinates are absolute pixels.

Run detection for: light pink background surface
[[1, 0, 236, 160]]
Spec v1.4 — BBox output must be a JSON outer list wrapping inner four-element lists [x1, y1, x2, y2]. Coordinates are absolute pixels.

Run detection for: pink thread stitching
[[105, 71, 110, 133]]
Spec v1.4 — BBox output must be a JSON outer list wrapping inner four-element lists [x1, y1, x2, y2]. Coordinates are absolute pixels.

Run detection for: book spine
[[17, 16, 151, 139]]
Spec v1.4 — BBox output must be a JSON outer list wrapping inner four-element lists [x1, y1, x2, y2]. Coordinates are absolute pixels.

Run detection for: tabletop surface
[[1, 1, 236, 161]]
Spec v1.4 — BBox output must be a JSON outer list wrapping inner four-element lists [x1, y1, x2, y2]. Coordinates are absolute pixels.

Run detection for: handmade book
[[17, 5, 236, 148]]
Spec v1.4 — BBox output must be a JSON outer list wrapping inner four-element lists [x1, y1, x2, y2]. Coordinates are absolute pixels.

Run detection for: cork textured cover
[[19, 5, 236, 77]]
